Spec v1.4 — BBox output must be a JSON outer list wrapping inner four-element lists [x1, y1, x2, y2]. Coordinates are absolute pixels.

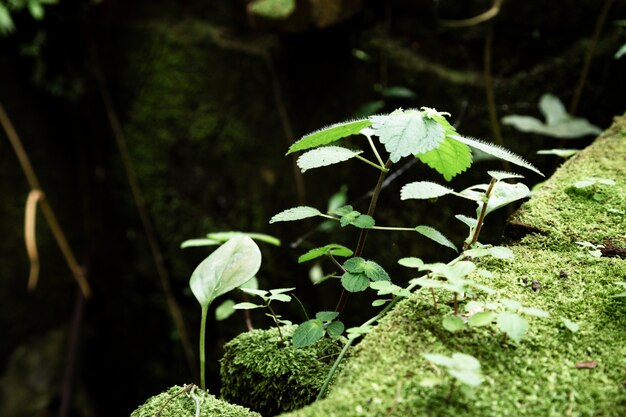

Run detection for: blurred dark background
[[1, 0, 625, 416]]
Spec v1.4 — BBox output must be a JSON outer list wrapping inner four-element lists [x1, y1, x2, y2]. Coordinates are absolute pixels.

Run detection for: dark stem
[[242, 293, 254, 331], [334, 160, 393, 313], [328, 253, 347, 274], [430, 288, 439, 311]]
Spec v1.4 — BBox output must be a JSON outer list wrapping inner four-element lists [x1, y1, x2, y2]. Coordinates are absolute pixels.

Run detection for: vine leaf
[[370, 109, 445, 162], [287, 118, 371, 154], [296, 146, 363, 172], [414, 225, 457, 252], [269, 206, 321, 223], [450, 135, 544, 176]]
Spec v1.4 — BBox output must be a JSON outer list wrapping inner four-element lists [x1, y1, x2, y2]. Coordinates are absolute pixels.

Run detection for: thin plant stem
[[266, 302, 284, 342], [366, 134, 386, 167], [430, 288, 439, 311], [466, 178, 497, 249], [334, 159, 393, 313], [370, 225, 415, 232], [327, 253, 347, 274], [354, 154, 388, 172], [25, 190, 43, 290], [0, 103, 92, 298], [291, 293, 309, 321], [199, 306, 208, 390], [156, 384, 195, 417]]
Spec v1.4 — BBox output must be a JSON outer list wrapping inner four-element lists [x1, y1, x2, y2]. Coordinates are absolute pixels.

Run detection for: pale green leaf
[[315, 311, 339, 322], [464, 245, 514, 259], [539, 93, 569, 125], [292, 319, 325, 348], [487, 171, 524, 181], [615, 42, 626, 59], [297, 146, 363, 172], [180, 238, 221, 249], [400, 181, 455, 200], [443, 316, 466, 332], [248, 0, 296, 19], [537, 149, 579, 158], [561, 317, 580, 332], [240, 288, 269, 298], [287, 118, 372, 154], [232, 302, 262, 310], [521, 307, 550, 318], [215, 299, 236, 321], [415, 225, 457, 252], [0, 5, 15, 35], [361, 260, 390, 281], [423, 353, 454, 368], [372, 299, 390, 307], [455, 214, 477, 230], [477, 182, 530, 216], [383, 86, 416, 99], [269, 206, 321, 223], [398, 257, 424, 269], [468, 311, 497, 327], [189, 236, 262, 308], [497, 312, 528, 343], [370, 110, 445, 162], [269, 287, 296, 295], [450, 135, 543, 176], [269, 293, 292, 303], [207, 231, 281, 246], [449, 370, 483, 387]]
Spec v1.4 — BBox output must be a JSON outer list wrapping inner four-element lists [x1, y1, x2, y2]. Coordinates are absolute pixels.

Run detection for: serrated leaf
[[270, 206, 321, 223], [297, 146, 363, 172], [269, 287, 296, 295], [415, 225, 457, 252], [443, 316, 466, 332], [343, 257, 366, 273], [370, 110, 445, 162], [341, 272, 370, 292], [497, 312, 528, 343], [292, 319, 325, 348], [215, 299, 236, 321], [400, 181, 455, 200], [339, 210, 360, 227], [418, 135, 472, 181], [233, 302, 263, 310], [361, 260, 390, 281], [315, 311, 339, 322], [450, 135, 543, 176], [189, 236, 262, 308], [487, 171, 525, 181], [332, 205, 354, 216], [298, 244, 353, 263], [468, 311, 497, 327], [326, 321, 345, 337], [288, 118, 372, 154]]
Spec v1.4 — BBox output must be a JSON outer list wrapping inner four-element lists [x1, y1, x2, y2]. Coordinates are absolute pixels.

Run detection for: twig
[[58, 289, 85, 417], [439, 0, 503, 28], [90, 49, 197, 378], [569, 0, 615, 115], [0, 103, 92, 298], [25, 190, 43, 290]]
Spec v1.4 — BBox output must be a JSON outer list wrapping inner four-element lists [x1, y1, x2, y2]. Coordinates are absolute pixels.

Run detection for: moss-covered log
[[278, 114, 626, 416]]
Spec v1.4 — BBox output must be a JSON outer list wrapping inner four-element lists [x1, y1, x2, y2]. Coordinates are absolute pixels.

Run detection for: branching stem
[[466, 178, 497, 249]]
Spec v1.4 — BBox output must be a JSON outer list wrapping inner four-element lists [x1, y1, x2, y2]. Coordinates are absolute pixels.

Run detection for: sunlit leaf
[[400, 181, 455, 200], [287, 118, 372, 154], [215, 299, 236, 321], [232, 302, 262, 310], [497, 312, 528, 343], [443, 316, 466, 332], [248, 0, 296, 19], [297, 146, 363, 172], [181, 238, 222, 249], [370, 109, 445, 162], [298, 243, 353, 263], [468, 311, 497, 327], [415, 225, 457, 252], [269, 206, 321, 223]]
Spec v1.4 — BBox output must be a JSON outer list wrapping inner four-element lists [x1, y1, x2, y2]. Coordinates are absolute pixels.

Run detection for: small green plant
[[188, 235, 262, 389], [233, 287, 295, 342], [292, 311, 345, 348], [422, 352, 483, 401]]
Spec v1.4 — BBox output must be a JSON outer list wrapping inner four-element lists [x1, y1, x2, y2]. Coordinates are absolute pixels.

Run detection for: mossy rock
[[277, 114, 626, 416], [220, 326, 344, 416], [130, 385, 260, 417]]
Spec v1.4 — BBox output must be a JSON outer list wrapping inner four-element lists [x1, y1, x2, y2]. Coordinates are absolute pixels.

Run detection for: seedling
[[233, 287, 296, 342], [292, 311, 345, 348], [422, 352, 483, 401], [188, 235, 262, 389]]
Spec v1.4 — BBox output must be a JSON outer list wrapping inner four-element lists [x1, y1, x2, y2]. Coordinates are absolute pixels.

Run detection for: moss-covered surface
[[131, 385, 261, 417], [220, 326, 344, 416], [278, 114, 626, 416]]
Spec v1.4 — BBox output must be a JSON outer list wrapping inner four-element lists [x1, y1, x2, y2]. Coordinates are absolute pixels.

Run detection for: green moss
[[220, 326, 344, 416], [277, 115, 626, 416], [130, 385, 260, 417]]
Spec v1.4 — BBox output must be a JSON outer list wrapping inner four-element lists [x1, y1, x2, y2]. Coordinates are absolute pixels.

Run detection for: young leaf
[[372, 299, 389, 307], [468, 311, 497, 327], [181, 238, 222, 249], [341, 272, 370, 292], [480, 182, 530, 216], [463, 245, 514, 259], [346, 324, 373, 340], [343, 257, 366, 273], [455, 214, 478, 230], [315, 311, 339, 322], [298, 243, 353, 263], [487, 171, 524, 181], [442, 316, 466, 332], [398, 257, 424, 269], [232, 302, 262, 310], [361, 260, 390, 281], [450, 135, 543, 176], [370, 110, 445, 162], [206, 231, 281, 247], [418, 117, 473, 181], [521, 307, 550, 318], [269, 293, 292, 303], [248, 0, 296, 19], [189, 236, 262, 308], [415, 225, 457, 252], [215, 299, 236, 321], [292, 319, 325, 348], [400, 181, 455, 200], [269, 206, 321, 223], [351, 214, 375, 229], [326, 321, 345, 337], [287, 118, 372, 154], [497, 311, 528, 343], [561, 317, 580, 333], [296, 146, 364, 172]]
